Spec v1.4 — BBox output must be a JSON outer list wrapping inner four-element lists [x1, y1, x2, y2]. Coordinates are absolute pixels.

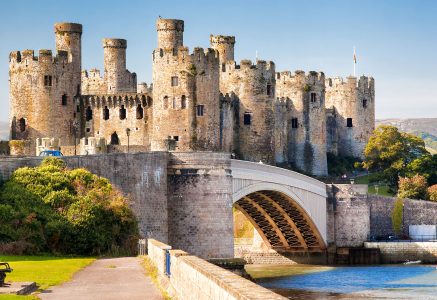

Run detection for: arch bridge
[[231, 160, 327, 252]]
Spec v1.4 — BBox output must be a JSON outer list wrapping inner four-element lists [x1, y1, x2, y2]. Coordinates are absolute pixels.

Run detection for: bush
[[0, 157, 138, 255], [391, 198, 404, 236], [428, 185, 437, 201], [397, 174, 428, 200]]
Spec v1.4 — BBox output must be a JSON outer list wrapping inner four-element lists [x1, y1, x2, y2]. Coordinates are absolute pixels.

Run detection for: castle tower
[[9, 23, 82, 154], [156, 18, 184, 49], [54, 23, 82, 95], [325, 76, 375, 158], [219, 60, 276, 164], [103, 38, 136, 93], [151, 18, 220, 151], [210, 35, 235, 63], [276, 70, 328, 176]]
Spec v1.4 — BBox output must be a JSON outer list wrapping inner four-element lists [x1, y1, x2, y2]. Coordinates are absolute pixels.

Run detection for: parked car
[[39, 150, 63, 157]]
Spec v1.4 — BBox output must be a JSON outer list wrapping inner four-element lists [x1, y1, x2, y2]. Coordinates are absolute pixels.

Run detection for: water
[[247, 265, 437, 299]]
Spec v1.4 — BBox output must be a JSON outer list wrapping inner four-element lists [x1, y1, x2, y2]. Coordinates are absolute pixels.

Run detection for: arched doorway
[[110, 132, 119, 145]]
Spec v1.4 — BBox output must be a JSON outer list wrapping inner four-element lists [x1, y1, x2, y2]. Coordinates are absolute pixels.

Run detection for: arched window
[[86, 106, 92, 121], [19, 118, 26, 132], [110, 132, 119, 145], [61, 94, 67, 106], [163, 96, 168, 109], [103, 106, 109, 120], [136, 104, 144, 119], [119, 105, 126, 120], [181, 95, 187, 109]]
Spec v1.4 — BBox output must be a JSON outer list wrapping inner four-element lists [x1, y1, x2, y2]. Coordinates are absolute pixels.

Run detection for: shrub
[[391, 198, 403, 236], [428, 185, 437, 201], [397, 174, 428, 200], [0, 157, 138, 255]]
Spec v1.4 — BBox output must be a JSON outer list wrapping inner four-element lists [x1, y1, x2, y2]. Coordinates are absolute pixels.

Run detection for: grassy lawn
[[355, 173, 394, 196], [0, 255, 95, 299]]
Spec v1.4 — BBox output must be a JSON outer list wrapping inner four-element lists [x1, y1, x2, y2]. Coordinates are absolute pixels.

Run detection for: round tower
[[275, 70, 328, 176], [156, 19, 184, 49], [210, 35, 235, 63], [54, 22, 82, 95], [103, 38, 127, 93]]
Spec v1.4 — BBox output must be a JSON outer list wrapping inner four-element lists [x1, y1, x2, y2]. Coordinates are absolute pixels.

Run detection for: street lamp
[[72, 120, 79, 156], [126, 128, 131, 153]]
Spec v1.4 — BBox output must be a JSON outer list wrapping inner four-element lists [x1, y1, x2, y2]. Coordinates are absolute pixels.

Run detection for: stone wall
[[0, 153, 170, 243], [369, 195, 437, 238], [167, 152, 234, 258], [365, 242, 437, 263], [148, 239, 172, 275], [148, 239, 286, 300]]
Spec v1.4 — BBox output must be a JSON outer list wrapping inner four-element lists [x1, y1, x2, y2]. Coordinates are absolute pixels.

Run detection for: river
[[245, 264, 437, 299]]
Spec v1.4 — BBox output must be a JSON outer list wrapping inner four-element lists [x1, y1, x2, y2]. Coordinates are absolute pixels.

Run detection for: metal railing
[[137, 239, 147, 255], [368, 235, 437, 243]]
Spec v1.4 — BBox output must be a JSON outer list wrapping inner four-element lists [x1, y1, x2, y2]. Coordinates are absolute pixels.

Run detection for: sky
[[0, 0, 436, 121]]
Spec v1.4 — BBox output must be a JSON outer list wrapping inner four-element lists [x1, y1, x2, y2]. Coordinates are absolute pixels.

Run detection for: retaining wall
[[148, 239, 286, 300], [365, 242, 437, 263]]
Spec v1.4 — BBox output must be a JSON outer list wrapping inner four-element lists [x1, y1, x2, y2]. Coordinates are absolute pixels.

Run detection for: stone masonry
[[9, 19, 375, 176]]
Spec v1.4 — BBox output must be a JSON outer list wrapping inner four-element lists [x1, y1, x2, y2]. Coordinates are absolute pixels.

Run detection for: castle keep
[[9, 19, 375, 176]]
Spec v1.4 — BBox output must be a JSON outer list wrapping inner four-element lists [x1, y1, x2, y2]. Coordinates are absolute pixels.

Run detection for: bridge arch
[[231, 160, 327, 252]]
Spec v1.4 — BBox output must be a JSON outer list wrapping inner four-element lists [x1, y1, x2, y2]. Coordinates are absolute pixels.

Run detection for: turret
[[156, 18, 184, 49], [210, 35, 235, 63], [54, 22, 82, 95], [103, 38, 128, 93]]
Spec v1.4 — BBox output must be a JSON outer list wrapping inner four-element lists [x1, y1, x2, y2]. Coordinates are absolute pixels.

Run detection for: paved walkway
[[39, 257, 163, 300]]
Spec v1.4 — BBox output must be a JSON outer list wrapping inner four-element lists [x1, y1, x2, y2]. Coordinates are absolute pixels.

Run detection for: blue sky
[[1, 0, 436, 121]]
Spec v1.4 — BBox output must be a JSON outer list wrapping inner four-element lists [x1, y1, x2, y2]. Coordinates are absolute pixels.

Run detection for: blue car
[[39, 150, 63, 157]]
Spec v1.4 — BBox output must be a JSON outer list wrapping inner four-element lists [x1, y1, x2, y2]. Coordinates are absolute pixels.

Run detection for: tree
[[397, 175, 428, 200], [428, 185, 437, 201], [391, 198, 404, 236], [363, 125, 428, 188], [406, 154, 437, 186]]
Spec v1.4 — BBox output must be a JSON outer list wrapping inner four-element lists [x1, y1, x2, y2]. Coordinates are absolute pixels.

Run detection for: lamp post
[[72, 120, 79, 156], [126, 128, 131, 153]]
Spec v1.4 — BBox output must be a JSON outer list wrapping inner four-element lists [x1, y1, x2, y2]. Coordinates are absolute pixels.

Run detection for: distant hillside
[[0, 121, 8, 140], [376, 118, 437, 153]]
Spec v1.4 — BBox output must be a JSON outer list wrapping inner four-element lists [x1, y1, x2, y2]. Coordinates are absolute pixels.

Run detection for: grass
[[141, 256, 171, 300], [0, 255, 95, 299], [355, 173, 394, 197]]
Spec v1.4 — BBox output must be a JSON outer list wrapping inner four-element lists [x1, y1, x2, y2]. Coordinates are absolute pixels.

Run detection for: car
[[39, 150, 63, 157]]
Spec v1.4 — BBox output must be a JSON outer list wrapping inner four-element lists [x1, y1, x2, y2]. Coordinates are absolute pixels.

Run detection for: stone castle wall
[[276, 70, 328, 175], [325, 76, 375, 158]]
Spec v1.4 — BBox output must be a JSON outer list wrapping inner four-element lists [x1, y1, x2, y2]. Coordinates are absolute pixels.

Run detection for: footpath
[[39, 257, 163, 300]]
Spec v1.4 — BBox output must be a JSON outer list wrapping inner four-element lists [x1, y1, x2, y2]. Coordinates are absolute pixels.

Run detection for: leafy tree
[[406, 154, 437, 186], [397, 175, 428, 200], [391, 198, 404, 236], [0, 158, 138, 255], [363, 125, 428, 188], [428, 185, 437, 201]]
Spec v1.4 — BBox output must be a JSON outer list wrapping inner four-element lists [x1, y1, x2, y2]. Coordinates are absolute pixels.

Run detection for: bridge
[[231, 160, 327, 252]]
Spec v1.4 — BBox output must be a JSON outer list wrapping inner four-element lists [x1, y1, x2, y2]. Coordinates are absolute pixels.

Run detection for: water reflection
[[248, 265, 437, 299]]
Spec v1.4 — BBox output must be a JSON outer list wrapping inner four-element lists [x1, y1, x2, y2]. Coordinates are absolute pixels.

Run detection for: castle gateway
[[9, 18, 375, 176]]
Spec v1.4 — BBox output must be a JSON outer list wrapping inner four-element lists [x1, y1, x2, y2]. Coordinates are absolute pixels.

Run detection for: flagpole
[[353, 46, 356, 77]]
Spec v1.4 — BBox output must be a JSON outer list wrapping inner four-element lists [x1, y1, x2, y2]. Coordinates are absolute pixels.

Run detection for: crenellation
[[9, 18, 375, 176]]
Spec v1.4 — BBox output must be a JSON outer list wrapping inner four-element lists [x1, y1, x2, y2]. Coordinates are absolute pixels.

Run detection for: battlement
[[210, 35, 235, 45], [276, 70, 325, 85], [226, 59, 275, 72], [153, 46, 219, 65], [9, 49, 69, 65], [77, 93, 151, 109], [54, 22, 82, 33], [326, 75, 374, 91], [103, 38, 127, 49], [156, 19, 184, 32]]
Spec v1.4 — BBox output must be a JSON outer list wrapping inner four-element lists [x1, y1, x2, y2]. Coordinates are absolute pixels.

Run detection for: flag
[[353, 47, 357, 64]]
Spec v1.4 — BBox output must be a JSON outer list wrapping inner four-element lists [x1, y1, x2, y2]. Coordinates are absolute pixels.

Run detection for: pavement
[[39, 257, 164, 300]]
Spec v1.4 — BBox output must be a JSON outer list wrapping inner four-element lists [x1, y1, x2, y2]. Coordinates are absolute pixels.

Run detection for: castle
[[9, 19, 375, 176]]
